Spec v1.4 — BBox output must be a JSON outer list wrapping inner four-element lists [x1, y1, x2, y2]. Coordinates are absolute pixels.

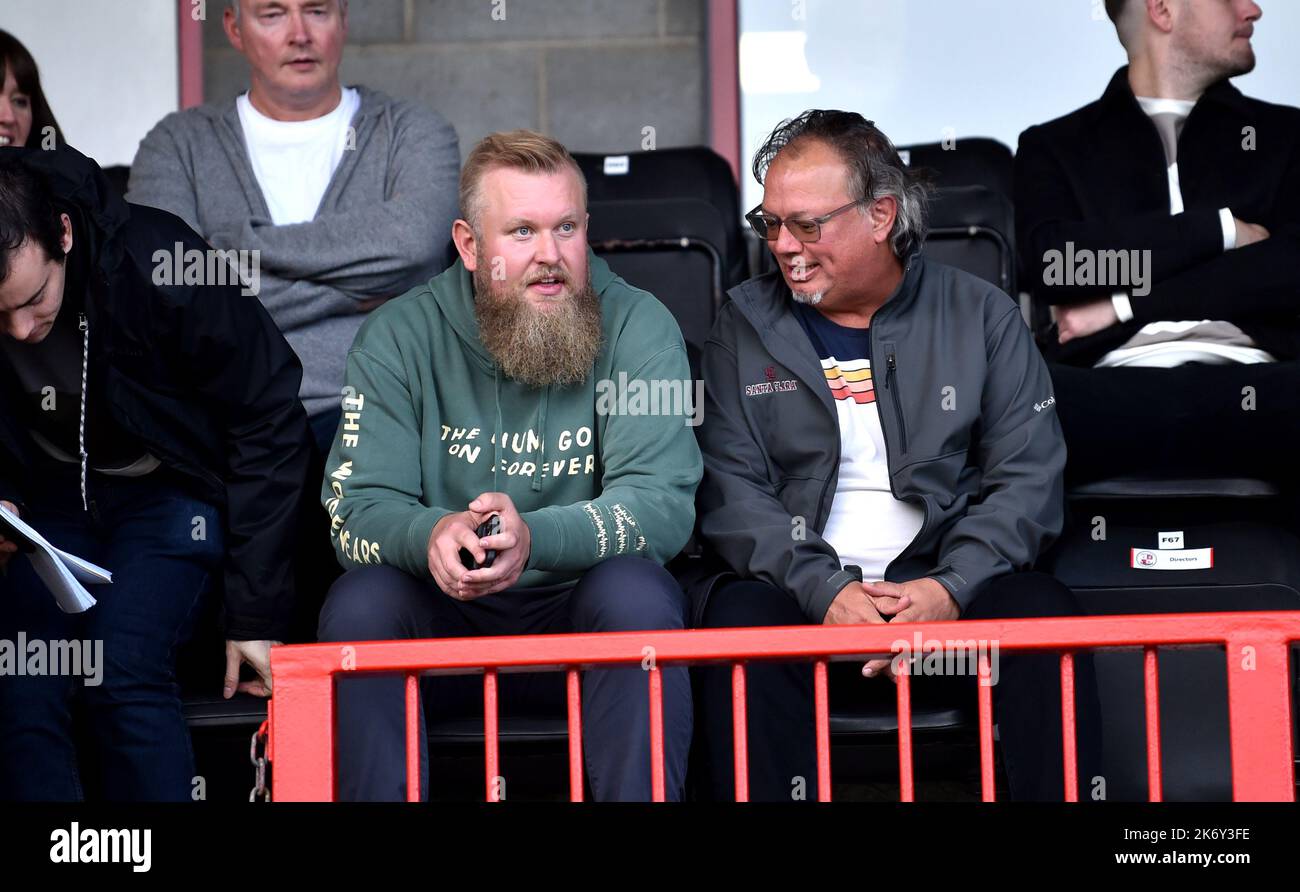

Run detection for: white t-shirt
[[794, 304, 925, 581], [236, 87, 360, 226], [1096, 96, 1274, 368]]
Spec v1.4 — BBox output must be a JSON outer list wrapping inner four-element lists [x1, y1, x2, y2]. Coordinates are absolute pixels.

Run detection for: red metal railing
[[268, 612, 1300, 802]]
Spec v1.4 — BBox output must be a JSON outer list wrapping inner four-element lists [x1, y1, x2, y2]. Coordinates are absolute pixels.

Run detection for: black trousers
[[1048, 361, 1300, 492], [695, 571, 1103, 801], [318, 556, 692, 802]]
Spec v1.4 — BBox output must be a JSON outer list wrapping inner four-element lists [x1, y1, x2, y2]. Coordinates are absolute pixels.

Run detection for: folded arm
[[1014, 126, 1226, 307], [1130, 150, 1300, 322], [239, 108, 461, 295]]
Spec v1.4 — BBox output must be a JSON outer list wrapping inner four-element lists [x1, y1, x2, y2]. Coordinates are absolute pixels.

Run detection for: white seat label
[[1131, 547, 1214, 570]]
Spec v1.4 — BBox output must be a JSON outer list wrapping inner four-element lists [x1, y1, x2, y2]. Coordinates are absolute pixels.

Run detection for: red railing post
[[269, 650, 337, 802], [566, 668, 584, 802], [814, 660, 832, 802], [648, 666, 666, 802], [1059, 652, 1078, 803], [484, 669, 500, 802], [1224, 631, 1296, 801], [405, 673, 420, 802], [896, 664, 914, 802], [977, 653, 996, 802], [731, 663, 749, 802], [1143, 647, 1163, 803]]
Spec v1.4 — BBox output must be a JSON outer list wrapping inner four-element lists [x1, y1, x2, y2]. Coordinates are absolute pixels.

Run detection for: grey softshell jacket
[[694, 254, 1067, 624]]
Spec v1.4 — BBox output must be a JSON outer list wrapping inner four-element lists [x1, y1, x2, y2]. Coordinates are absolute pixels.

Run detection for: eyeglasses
[[745, 199, 867, 243]]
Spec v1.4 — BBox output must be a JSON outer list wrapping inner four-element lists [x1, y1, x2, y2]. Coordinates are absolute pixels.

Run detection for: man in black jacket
[[0, 146, 313, 800], [690, 110, 1100, 801], [1016, 0, 1300, 494]]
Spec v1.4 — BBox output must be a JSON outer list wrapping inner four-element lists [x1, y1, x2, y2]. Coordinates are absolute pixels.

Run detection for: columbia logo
[[1033, 397, 1057, 413]]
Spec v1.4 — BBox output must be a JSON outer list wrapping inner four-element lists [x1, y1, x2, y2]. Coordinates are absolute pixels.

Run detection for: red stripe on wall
[[708, 0, 741, 184], [179, 0, 205, 109]]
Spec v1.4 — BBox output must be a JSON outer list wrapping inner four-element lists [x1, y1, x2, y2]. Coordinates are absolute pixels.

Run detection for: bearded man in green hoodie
[[317, 130, 702, 801]]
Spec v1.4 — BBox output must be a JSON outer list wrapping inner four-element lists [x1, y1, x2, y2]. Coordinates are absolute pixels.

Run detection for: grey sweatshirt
[[127, 86, 461, 417]]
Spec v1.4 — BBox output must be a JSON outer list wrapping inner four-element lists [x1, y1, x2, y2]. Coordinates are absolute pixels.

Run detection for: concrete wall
[[203, 0, 709, 159]]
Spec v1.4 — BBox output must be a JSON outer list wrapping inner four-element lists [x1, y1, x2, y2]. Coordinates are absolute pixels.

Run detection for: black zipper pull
[[884, 350, 908, 453]]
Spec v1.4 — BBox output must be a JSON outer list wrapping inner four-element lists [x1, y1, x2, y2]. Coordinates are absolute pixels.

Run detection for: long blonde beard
[[472, 261, 604, 388]]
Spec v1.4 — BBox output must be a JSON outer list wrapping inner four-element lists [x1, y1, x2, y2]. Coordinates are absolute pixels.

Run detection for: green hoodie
[[321, 252, 702, 587]]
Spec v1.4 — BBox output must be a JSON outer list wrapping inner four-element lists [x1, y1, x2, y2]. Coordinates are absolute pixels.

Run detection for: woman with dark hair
[[0, 29, 63, 149]]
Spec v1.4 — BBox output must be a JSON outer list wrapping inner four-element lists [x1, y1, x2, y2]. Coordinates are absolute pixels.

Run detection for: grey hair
[[227, 0, 349, 22], [752, 109, 933, 258]]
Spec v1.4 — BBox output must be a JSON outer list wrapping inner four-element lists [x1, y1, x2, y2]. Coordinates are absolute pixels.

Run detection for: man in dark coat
[[0, 145, 313, 801], [1016, 0, 1300, 498]]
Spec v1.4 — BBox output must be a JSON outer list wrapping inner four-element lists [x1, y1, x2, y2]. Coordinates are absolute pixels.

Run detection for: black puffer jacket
[[0, 145, 313, 640]]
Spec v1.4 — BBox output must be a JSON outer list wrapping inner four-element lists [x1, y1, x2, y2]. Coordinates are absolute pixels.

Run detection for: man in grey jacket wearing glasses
[[689, 110, 1101, 802]]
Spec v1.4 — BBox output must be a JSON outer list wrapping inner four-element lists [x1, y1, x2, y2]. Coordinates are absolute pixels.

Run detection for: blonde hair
[[459, 130, 587, 232]]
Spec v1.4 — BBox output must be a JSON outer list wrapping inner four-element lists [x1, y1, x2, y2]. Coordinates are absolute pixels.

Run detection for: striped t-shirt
[[793, 302, 924, 581]]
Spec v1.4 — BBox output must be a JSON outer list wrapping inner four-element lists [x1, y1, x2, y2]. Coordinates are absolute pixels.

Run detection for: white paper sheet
[[0, 505, 110, 613]]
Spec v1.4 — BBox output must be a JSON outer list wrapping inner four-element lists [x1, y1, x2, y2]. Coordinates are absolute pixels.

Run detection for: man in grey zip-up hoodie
[[690, 110, 1100, 801], [127, 0, 460, 454]]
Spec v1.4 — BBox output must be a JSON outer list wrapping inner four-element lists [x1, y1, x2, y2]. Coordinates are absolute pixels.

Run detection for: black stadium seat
[[900, 138, 1032, 331], [1042, 514, 1300, 800], [898, 137, 1015, 199], [1068, 476, 1281, 501], [585, 197, 726, 377], [573, 147, 746, 379], [923, 184, 1016, 296], [574, 147, 748, 289]]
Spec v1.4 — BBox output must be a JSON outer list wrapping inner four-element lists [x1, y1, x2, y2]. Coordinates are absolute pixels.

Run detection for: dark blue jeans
[[309, 408, 341, 462], [0, 464, 222, 801], [318, 555, 693, 802]]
